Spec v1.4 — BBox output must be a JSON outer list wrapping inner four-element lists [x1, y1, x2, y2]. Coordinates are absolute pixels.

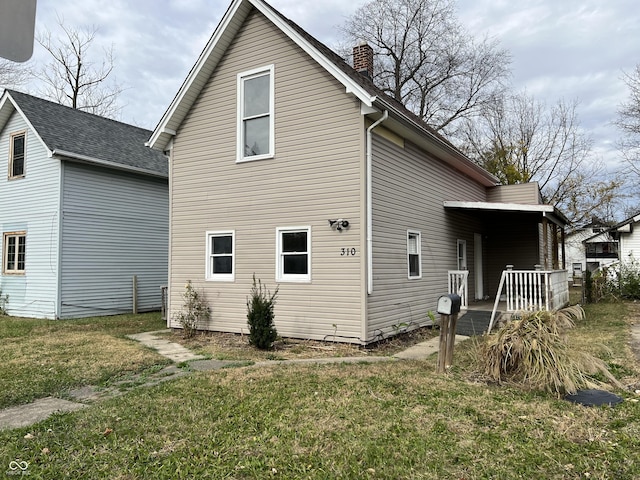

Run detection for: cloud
[[23, 0, 640, 170]]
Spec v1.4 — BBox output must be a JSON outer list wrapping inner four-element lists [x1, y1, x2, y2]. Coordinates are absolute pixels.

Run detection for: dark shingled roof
[[7, 90, 168, 177]]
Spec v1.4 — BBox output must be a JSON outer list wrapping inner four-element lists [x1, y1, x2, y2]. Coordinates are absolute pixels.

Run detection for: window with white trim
[[9, 131, 26, 179], [206, 231, 235, 281], [407, 231, 421, 279], [3, 231, 26, 274], [237, 65, 274, 162], [276, 227, 310, 282]]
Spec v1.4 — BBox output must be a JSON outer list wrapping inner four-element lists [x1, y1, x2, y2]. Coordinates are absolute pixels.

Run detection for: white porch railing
[[487, 268, 569, 333], [447, 270, 468, 311]]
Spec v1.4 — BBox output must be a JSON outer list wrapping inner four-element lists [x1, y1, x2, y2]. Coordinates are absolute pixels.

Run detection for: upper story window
[[407, 231, 421, 279], [237, 65, 274, 162], [3, 231, 26, 275], [206, 231, 235, 281], [9, 131, 26, 179], [276, 226, 310, 282]]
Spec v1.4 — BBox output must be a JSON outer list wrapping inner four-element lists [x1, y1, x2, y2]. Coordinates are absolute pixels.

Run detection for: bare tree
[[0, 59, 32, 90], [36, 17, 124, 118], [340, 0, 510, 137], [616, 64, 640, 177], [462, 92, 623, 225]]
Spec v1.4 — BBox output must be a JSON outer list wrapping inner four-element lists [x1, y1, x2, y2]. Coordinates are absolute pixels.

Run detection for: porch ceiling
[[443, 200, 568, 227]]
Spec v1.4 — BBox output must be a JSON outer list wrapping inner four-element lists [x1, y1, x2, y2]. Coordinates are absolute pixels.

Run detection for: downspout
[[366, 110, 388, 295]]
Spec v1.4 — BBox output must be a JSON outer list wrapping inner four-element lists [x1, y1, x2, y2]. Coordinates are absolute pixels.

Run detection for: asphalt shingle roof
[[7, 90, 167, 177]]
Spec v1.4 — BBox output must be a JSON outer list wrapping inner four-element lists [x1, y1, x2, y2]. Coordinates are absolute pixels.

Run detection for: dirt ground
[[162, 324, 440, 361]]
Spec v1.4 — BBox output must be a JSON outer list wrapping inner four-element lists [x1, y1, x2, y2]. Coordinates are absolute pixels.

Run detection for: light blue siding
[[0, 111, 60, 318], [59, 163, 168, 318]]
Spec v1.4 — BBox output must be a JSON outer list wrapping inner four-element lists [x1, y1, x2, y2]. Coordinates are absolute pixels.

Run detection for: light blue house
[[0, 90, 168, 319]]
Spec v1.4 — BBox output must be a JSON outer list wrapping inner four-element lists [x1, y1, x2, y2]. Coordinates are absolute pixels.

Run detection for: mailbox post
[[436, 294, 461, 373]]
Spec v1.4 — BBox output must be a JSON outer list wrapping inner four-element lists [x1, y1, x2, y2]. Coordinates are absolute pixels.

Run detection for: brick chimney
[[353, 41, 373, 78]]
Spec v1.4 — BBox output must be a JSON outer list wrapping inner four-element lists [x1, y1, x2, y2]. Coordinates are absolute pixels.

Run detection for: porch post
[[561, 227, 566, 270], [551, 223, 559, 269], [542, 217, 549, 269]]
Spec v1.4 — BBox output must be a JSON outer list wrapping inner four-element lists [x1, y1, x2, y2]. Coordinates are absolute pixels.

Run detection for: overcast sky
[[23, 0, 640, 168]]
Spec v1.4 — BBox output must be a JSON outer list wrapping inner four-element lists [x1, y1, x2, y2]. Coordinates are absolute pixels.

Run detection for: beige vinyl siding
[[486, 183, 541, 204], [367, 136, 485, 340], [169, 9, 365, 342]]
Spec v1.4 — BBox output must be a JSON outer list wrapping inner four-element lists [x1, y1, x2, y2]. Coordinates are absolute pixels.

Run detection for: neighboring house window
[[206, 231, 235, 281], [585, 242, 618, 259], [277, 226, 310, 282], [3, 232, 26, 274], [407, 231, 421, 279], [237, 65, 274, 162], [9, 131, 26, 178]]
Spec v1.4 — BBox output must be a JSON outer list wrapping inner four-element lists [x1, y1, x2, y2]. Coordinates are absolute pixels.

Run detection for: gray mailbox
[[436, 294, 461, 315]]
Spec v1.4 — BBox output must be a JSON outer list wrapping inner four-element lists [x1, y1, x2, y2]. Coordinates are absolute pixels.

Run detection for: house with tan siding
[[149, 0, 568, 344]]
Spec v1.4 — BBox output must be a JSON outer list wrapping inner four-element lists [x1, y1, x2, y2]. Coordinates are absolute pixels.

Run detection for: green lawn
[[0, 304, 639, 479], [0, 312, 168, 408]]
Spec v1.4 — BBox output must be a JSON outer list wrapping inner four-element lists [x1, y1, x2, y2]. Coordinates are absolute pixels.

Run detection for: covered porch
[[443, 198, 569, 335]]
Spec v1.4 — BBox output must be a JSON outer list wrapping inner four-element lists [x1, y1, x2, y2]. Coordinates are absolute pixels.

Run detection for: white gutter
[[51, 149, 168, 179], [366, 110, 388, 295]]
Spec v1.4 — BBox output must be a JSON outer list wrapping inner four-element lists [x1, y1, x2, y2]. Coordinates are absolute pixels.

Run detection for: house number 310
[[341, 248, 357, 256]]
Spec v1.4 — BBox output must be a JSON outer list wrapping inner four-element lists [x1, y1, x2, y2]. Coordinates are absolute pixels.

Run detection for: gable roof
[[0, 89, 167, 178], [608, 212, 640, 235], [148, 0, 498, 187]]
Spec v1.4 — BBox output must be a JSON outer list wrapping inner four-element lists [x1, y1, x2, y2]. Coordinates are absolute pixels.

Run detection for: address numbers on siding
[[340, 248, 357, 256]]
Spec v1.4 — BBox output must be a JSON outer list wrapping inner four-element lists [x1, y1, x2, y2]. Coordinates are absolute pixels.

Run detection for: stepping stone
[[0, 397, 86, 430]]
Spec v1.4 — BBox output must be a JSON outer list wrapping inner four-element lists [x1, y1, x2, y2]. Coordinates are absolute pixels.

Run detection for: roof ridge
[[6, 89, 152, 134]]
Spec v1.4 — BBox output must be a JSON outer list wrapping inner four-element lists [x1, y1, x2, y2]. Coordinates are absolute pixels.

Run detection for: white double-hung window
[[237, 65, 274, 162], [206, 231, 235, 281], [276, 226, 311, 282]]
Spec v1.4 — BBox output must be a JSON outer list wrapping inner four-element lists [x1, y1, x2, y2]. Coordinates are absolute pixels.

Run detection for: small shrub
[[173, 281, 211, 338], [246, 275, 279, 350], [0, 289, 8, 315], [590, 257, 640, 302], [478, 305, 620, 395]]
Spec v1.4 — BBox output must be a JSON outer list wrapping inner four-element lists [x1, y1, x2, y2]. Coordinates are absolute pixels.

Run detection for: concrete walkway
[[126, 331, 206, 363], [0, 330, 465, 431]]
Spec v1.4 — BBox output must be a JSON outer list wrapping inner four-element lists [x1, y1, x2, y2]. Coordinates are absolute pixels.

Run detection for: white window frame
[[407, 230, 422, 279], [3, 231, 26, 275], [457, 239, 467, 270], [237, 64, 275, 163], [276, 226, 311, 283], [205, 230, 235, 281], [9, 131, 26, 179]]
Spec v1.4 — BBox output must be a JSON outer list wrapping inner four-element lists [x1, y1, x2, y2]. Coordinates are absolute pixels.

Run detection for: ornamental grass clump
[[247, 275, 279, 350], [479, 305, 621, 396]]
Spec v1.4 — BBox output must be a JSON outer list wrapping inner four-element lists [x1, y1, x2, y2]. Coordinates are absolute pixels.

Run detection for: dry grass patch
[[0, 313, 167, 408]]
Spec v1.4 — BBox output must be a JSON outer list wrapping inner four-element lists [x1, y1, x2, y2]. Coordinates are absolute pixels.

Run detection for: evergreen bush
[[246, 275, 279, 350]]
